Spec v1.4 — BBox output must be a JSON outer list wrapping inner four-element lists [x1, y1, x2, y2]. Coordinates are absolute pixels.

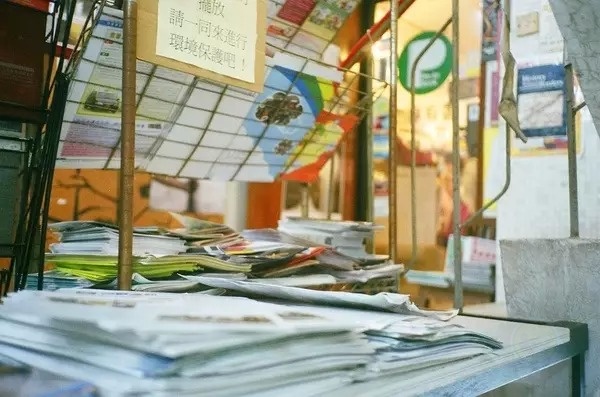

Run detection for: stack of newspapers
[[278, 218, 384, 261], [0, 289, 502, 396]]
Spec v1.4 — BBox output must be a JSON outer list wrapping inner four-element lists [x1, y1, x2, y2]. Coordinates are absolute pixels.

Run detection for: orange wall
[[47, 169, 223, 241]]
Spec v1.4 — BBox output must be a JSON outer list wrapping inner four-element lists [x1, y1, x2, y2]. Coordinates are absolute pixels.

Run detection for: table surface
[[0, 314, 580, 397], [329, 315, 573, 397]]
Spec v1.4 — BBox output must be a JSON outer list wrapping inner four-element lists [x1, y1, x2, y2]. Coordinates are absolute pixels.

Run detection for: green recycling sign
[[398, 31, 453, 95]]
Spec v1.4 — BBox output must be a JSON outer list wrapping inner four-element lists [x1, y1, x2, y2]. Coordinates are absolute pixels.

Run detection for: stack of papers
[[45, 254, 256, 283], [445, 235, 496, 293], [278, 218, 384, 261], [0, 290, 502, 396], [186, 276, 457, 321], [405, 236, 496, 294], [43, 219, 399, 291], [168, 213, 243, 248], [0, 290, 373, 396], [279, 305, 502, 378], [25, 271, 94, 291], [49, 221, 186, 256]]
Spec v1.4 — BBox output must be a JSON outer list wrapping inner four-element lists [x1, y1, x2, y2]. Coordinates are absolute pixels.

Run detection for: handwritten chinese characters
[[156, 0, 257, 83]]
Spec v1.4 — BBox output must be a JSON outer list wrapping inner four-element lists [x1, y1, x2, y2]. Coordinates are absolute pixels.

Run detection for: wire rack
[[4, 0, 71, 292], [56, 2, 387, 183], [8, 0, 111, 292]]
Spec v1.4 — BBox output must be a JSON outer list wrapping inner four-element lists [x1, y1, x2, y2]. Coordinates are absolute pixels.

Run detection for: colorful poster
[[267, 0, 360, 59], [517, 64, 566, 138], [248, 65, 358, 182], [301, 0, 359, 40], [514, 64, 582, 156]]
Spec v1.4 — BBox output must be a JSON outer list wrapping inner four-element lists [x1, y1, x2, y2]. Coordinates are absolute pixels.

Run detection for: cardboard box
[[0, 2, 48, 122], [7, 0, 50, 12]]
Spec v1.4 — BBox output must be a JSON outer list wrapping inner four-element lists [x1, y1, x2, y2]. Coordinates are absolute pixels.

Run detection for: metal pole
[[451, 0, 462, 310], [300, 183, 310, 218], [117, 0, 137, 291], [565, 63, 579, 238], [225, 182, 248, 231], [409, 18, 452, 270], [388, 0, 399, 264], [326, 153, 336, 220]]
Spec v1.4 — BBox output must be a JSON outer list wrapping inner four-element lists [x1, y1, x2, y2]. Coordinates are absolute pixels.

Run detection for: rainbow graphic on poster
[[243, 65, 358, 182]]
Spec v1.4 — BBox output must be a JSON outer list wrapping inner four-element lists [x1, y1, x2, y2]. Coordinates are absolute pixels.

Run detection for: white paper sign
[[156, 0, 257, 83]]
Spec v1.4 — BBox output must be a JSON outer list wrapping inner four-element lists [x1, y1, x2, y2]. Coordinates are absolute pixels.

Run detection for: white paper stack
[[278, 305, 502, 379], [25, 270, 94, 291], [184, 276, 458, 321], [0, 290, 502, 396], [0, 290, 373, 397], [278, 217, 385, 261], [446, 235, 496, 293], [49, 221, 187, 256]]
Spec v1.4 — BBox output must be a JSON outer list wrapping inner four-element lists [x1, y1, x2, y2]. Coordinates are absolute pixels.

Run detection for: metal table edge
[[418, 317, 589, 397]]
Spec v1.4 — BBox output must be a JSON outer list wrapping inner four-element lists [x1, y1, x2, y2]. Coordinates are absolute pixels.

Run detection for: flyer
[[266, 0, 360, 59]]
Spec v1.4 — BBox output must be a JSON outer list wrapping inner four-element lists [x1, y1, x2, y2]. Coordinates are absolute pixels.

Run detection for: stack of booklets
[[0, 289, 502, 396], [445, 235, 496, 293], [49, 221, 187, 256], [42, 218, 402, 291], [25, 271, 93, 291], [405, 236, 496, 294], [167, 213, 243, 248], [278, 218, 385, 261], [0, 290, 373, 396]]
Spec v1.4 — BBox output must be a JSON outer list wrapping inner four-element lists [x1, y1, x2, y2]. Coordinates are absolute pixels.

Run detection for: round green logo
[[398, 31, 453, 95]]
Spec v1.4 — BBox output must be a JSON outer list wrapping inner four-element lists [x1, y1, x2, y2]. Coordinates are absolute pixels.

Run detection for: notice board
[[138, 0, 267, 93]]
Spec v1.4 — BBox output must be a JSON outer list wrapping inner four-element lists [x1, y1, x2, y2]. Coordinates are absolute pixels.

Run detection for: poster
[[58, 7, 357, 183], [517, 64, 565, 138], [155, 0, 257, 83], [512, 64, 583, 156], [481, 0, 500, 62], [267, 0, 359, 59], [512, 64, 582, 156], [252, 66, 358, 182], [59, 9, 191, 166]]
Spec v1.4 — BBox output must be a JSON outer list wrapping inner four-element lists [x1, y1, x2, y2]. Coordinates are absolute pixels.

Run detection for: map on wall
[[57, 7, 379, 183]]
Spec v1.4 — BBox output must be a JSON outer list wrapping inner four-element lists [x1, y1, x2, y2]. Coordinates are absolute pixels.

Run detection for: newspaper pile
[[0, 289, 502, 396]]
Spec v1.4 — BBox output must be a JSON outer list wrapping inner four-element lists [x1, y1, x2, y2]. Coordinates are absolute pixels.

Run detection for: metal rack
[[1, 0, 85, 293], [11, 0, 585, 309], [26, 0, 391, 290]]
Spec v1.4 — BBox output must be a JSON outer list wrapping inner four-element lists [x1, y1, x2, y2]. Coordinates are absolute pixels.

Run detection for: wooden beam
[[246, 182, 283, 229]]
